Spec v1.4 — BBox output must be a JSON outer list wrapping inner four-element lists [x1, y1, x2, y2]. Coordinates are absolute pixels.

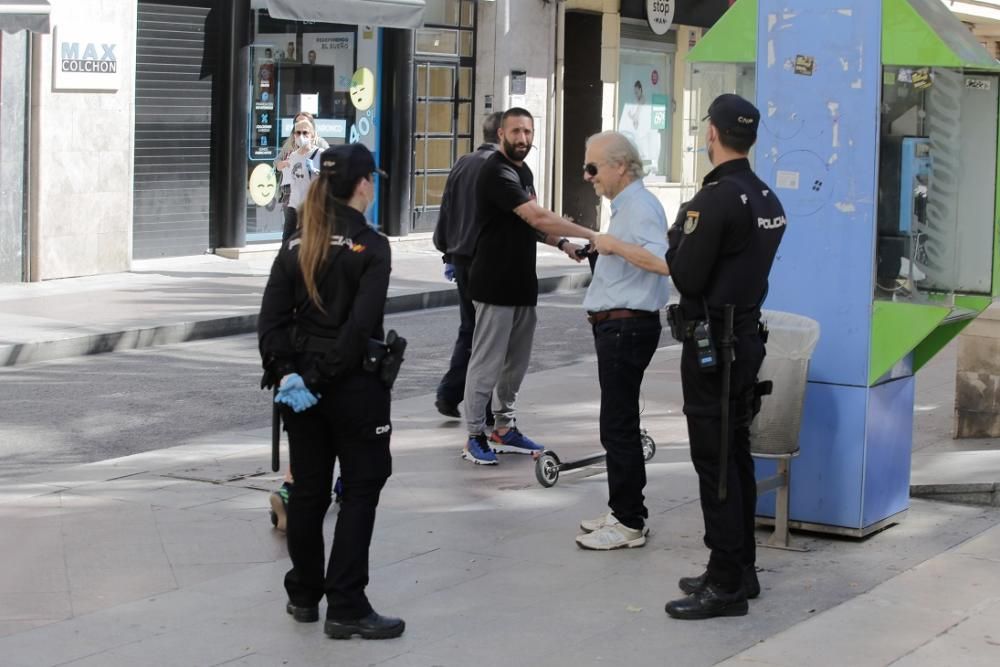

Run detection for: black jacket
[[432, 143, 497, 263], [258, 202, 391, 388], [667, 158, 786, 323]]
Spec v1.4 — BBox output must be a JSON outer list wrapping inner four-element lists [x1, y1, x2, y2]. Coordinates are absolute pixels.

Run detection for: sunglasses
[[294, 130, 312, 136], [583, 162, 600, 177]]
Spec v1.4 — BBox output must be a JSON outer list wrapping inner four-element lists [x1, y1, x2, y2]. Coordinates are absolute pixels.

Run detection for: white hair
[[586, 131, 644, 180]]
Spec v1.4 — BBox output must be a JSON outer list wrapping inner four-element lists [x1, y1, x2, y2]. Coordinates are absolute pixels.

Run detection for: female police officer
[[257, 143, 404, 640]]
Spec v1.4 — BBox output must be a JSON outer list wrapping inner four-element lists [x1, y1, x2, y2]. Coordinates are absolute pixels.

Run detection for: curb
[[0, 272, 591, 368], [911, 482, 1000, 507]]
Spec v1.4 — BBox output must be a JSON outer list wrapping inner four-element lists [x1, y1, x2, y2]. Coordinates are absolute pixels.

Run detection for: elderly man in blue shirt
[[576, 131, 671, 550]]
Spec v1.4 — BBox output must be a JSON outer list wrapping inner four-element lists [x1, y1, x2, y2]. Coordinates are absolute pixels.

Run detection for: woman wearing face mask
[[257, 143, 404, 640], [277, 120, 323, 243], [275, 112, 330, 243]]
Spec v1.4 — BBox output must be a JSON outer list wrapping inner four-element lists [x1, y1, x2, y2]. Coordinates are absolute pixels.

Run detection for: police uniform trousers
[[680, 322, 763, 592], [281, 371, 392, 621], [593, 314, 661, 530]]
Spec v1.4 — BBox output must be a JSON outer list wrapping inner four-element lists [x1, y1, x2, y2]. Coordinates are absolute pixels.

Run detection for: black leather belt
[[587, 309, 658, 325]]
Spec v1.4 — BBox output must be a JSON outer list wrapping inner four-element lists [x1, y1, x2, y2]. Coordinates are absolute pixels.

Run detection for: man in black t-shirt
[[461, 107, 597, 465]]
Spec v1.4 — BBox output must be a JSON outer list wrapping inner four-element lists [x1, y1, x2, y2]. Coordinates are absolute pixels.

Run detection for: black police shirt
[[666, 157, 786, 321], [467, 151, 538, 306]]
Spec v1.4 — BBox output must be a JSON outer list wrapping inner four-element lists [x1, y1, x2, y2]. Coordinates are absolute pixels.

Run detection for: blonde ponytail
[[297, 176, 335, 310]]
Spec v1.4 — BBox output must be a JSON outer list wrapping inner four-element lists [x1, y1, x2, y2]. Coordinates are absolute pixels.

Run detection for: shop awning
[[0, 0, 50, 34], [266, 0, 425, 29]]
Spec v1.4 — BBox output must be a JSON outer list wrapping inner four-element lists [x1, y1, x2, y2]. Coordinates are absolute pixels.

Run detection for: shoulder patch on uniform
[[331, 235, 364, 252], [683, 211, 700, 235]]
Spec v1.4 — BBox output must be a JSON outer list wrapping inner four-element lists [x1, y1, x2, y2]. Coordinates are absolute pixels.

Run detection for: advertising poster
[[302, 32, 356, 91], [618, 56, 670, 177], [256, 33, 299, 63], [251, 45, 278, 160]]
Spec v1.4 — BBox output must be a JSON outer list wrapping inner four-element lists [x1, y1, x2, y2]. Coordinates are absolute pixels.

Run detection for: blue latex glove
[[444, 263, 456, 282], [275, 373, 319, 413]]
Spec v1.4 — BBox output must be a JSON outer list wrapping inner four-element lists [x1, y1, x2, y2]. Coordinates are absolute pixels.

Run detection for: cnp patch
[[683, 211, 700, 234]]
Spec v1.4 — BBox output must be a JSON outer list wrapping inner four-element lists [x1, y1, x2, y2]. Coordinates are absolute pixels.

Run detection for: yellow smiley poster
[[248, 164, 277, 207], [350, 67, 375, 111]]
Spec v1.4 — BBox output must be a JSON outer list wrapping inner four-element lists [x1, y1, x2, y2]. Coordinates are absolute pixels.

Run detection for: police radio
[[693, 320, 717, 371]]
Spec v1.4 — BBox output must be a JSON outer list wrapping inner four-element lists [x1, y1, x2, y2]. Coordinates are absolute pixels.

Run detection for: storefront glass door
[[410, 0, 475, 233]]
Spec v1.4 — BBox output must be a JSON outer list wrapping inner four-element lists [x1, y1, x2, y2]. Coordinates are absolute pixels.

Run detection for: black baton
[[271, 389, 280, 473], [718, 304, 736, 502]]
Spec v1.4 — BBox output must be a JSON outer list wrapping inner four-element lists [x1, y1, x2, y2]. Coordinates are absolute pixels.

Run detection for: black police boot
[[665, 584, 748, 620], [285, 601, 319, 623], [324, 611, 405, 640], [679, 566, 760, 599]]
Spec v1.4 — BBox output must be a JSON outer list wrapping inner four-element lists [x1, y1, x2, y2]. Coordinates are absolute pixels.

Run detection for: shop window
[[457, 102, 472, 136], [423, 0, 462, 26], [246, 11, 369, 241], [461, 0, 474, 28], [415, 138, 455, 171], [416, 101, 455, 134], [417, 64, 455, 98], [411, 1, 476, 233], [618, 46, 674, 181], [459, 67, 472, 99], [414, 173, 449, 207], [687, 62, 756, 183], [416, 29, 459, 56]]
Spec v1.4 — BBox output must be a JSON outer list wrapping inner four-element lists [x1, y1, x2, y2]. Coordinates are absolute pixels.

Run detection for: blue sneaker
[[489, 427, 543, 454], [463, 433, 498, 465]]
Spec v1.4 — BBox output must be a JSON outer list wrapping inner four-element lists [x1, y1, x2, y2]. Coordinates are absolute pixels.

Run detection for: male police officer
[[664, 94, 785, 619]]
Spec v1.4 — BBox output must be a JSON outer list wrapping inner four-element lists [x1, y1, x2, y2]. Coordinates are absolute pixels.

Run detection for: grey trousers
[[464, 302, 537, 435]]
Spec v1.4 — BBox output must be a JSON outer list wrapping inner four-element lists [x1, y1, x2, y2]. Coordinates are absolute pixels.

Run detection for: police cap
[[704, 93, 759, 139], [320, 143, 387, 198]]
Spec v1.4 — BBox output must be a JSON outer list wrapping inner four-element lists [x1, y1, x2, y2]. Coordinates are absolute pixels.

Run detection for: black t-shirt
[[467, 151, 538, 306]]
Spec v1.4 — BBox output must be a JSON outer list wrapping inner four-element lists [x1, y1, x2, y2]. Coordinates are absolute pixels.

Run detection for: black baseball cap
[[320, 144, 387, 198], [703, 93, 760, 139]]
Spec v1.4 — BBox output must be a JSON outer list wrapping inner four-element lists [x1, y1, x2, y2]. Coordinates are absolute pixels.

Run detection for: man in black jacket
[[432, 112, 502, 419]]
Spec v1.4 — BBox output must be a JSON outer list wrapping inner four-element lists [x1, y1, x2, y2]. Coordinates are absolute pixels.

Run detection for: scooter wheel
[[535, 452, 560, 488], [641, 433, 656, 461]]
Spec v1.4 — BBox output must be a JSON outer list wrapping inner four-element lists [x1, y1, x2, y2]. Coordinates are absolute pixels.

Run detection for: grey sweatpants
[[463, 302, 537, 435]]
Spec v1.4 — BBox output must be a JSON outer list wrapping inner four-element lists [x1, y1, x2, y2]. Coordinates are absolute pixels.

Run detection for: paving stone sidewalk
[[2, 347, 1000, 666]]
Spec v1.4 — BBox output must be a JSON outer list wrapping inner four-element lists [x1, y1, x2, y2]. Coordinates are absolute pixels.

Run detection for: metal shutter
[[133, 2, 217, 259]]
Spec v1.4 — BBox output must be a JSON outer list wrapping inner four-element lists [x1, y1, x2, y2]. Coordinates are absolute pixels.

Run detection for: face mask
[[363, 180, 376, 217], [296, 135, 311, 148]]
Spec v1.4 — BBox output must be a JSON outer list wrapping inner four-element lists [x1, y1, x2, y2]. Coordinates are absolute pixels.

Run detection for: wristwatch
[[556, 238, 570, 250]]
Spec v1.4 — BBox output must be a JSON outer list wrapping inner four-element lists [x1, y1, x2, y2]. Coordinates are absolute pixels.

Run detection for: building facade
[[3, 0, 999, 281]]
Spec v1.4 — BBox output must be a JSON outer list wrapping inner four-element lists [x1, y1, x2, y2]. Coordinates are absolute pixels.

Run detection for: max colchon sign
[[53, 25, 123, 91]]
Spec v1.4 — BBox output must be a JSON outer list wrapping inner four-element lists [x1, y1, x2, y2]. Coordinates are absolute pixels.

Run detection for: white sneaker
[[575, 515, 648, 550], [580, 511, 613, 533]]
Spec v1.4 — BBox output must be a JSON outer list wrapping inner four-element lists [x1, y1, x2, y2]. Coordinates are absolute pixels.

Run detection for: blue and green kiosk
[[690, 0, 1000, 535]]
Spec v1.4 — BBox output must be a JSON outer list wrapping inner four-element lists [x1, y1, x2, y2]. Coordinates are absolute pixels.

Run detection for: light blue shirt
[[583, 180, 671, 313]]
